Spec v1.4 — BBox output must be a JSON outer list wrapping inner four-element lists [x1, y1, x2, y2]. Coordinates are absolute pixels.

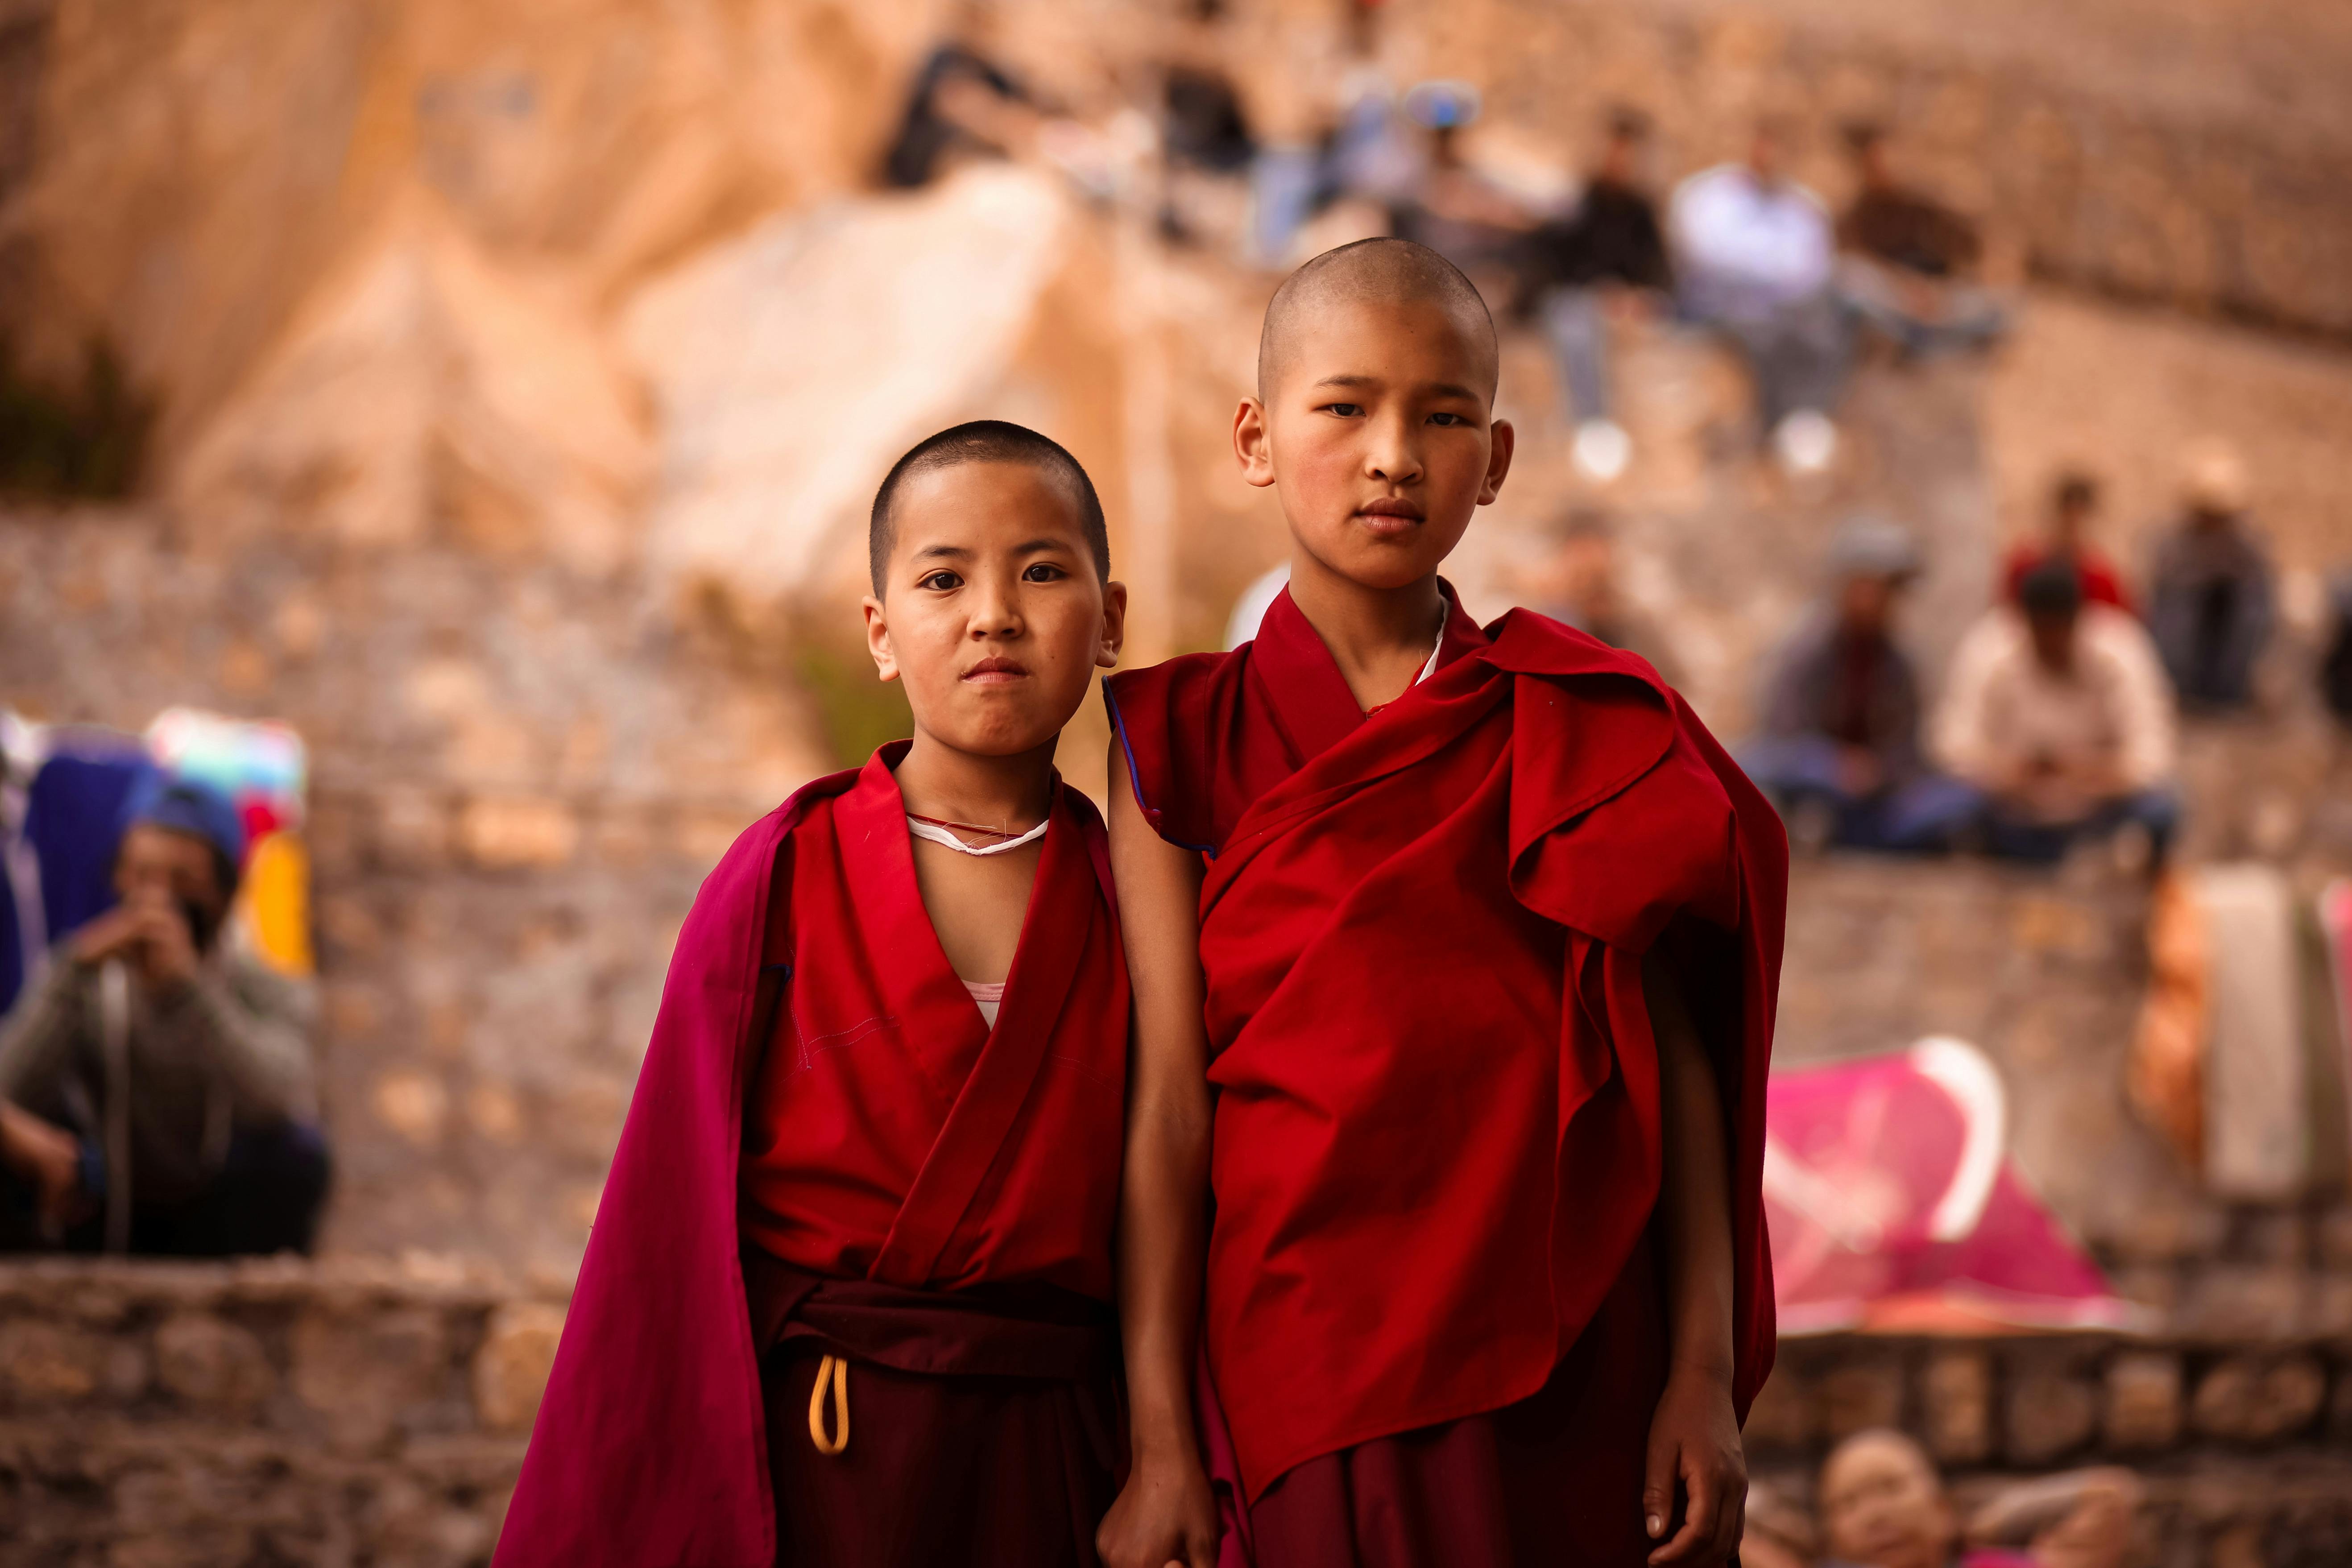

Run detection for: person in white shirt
[[1933, 561, 2180, 865], [1670, 120, 1851, 473]]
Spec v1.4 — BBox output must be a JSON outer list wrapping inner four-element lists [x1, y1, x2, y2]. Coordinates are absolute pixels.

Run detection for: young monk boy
[[1095, 240, 1785, 1568], [497, 421, 1132, 1568]]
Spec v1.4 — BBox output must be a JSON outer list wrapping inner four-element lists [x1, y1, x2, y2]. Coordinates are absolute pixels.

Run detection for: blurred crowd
[[1745, 1431, 2141, 1568], [1733, 443, 2320, 870], [879, 0, 2012, 481]]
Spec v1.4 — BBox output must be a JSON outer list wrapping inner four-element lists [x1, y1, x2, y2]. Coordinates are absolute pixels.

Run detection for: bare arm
[[1642, 946, 1746, 1567], [1094, 745, 1219, 1568]]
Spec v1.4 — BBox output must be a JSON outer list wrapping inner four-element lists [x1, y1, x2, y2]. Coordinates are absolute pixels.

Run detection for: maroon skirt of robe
[[1247, 1237, 1669, 1568], [745, 1245, 1123, 1568]]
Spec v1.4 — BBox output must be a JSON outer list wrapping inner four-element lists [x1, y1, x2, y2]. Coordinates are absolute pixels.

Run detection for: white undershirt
[[904, 815, 1050, 857]]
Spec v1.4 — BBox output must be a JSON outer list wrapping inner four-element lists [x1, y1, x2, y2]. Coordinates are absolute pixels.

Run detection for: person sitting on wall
[[1523, 507, 1686, 687], [1526, 108, 1675, 483], [0, 775, 327, 1256], [1670, 117, 1850, 474], [880, 0, 1040, 190], [1742, 517, 1978, 854], [2000, 471, 2133, 616], [1833, 122, 2006, 359], [1819, 1429, 2033, 1568], [1965, 1468, 2143, 1568], [1933, 561, 2179, 867], [2145, 442, 2277, 712]]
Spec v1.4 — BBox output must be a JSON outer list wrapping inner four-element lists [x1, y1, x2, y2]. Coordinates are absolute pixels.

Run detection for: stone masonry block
[[1820, 1360, 1905, 1439], [472, 1302, 565, 1433], [0, 1320, 109, 1405], [2174, 1267, 2307, 1337], [1741, 1365, 1814, 1452], [290, 1307, 454, 1452], [2192, 1356, 2328, 1444], [2104, 1350, 2184, 1451], [1922, 1349, 1992, 1465], [153, 1312, 277, 1412], [2006, 1358, 2099, 1464]]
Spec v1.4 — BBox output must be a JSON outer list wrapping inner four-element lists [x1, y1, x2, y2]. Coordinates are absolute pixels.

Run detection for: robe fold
[[1104, 583, 1783, 1553], [495, 745, 1129, 1568]]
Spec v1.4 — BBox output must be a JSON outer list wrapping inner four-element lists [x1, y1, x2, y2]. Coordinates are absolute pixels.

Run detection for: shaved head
[[1256, 238, 1498, 402]]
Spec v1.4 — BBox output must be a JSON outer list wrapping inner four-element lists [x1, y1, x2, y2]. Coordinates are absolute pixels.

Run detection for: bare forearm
[[1644, 948, 1735, 1381], [1119, 1083, 1212, 1458]]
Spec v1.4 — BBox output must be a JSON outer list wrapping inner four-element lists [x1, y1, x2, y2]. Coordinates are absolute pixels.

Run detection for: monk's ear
[[1234, 397, 1276, 489], [861, 595, 901, 683], [1478, 418, 1516, 507], [1097, 580, 1128, 669]]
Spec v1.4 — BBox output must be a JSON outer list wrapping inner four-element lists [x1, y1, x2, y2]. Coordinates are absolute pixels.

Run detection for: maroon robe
[[496, 745, 1129, 1568], [1106, 585, 1783, 1564]]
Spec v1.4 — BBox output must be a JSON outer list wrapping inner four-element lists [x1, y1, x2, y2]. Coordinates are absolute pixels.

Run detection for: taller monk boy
[[498, 422, 1133, 1568], [1097, 239, 1785, 1568]]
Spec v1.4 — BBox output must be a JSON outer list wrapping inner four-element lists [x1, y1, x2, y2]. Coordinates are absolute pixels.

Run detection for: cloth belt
[[741, 1244, 1119, 1458]]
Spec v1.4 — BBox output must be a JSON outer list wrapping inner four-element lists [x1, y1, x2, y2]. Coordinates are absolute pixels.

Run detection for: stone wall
[[3, 1257, 2347, 1566], [0, 1258, 551, 1567], [1747, 1329, 2352, 1568]]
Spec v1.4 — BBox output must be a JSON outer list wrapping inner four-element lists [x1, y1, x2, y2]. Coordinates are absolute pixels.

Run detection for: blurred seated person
[[1386, 81, 1536, 294], [0, 776, 326, 1256], [2001, 471, 2132, 616], [2145, 442, 2276, 711], [1934, 562, 2179, 866], [1528, 109, 1673, 482], [1820, 1429, 2033, 1568], [1834, 123, 2006, 357], [881, 0, 1039, 189], [1671, 117, 1849, 474], [1743, 517, 1977, 853], [1966, 1469, 2142, 1568], [1524, 509, 1685, 687], [1743, 1478, 1823, 1568]]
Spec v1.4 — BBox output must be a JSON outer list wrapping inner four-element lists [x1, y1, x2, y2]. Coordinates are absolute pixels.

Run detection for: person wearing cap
[[1933, 562, 2179, 865], [0, 774, 325, 1255], [1743, 517, 1978, 853], [2145, 441, 2276, 710], [1528, 108, 1675, 483], [1670, 118, 1850, 474], [2000, 471, 2133, 616], [1386, 80, 1537, 292]]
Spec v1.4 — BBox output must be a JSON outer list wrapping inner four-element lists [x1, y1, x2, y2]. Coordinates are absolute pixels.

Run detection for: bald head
[[1256, 238, 1498, 403]]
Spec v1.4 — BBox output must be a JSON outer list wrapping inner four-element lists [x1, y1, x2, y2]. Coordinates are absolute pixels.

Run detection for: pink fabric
[[1765, 1041, 2134, 1334], [494, 780, 820, 1568]]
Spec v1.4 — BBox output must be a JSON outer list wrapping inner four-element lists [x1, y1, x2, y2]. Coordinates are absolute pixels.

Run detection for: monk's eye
[[1428, 411, 1469, 427], [1021, 562, 1068, 583], [1320, 402, 1364, 418], [917, 570, 962, 592]]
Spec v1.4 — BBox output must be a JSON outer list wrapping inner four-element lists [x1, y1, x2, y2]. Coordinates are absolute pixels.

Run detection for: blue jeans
[[1542, 286, 1612, 423], [1980, 790, 2180, 865], [1741, 735, 1979, 853]]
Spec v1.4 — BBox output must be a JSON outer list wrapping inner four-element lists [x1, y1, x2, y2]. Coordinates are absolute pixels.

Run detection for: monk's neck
[[892, 731, 1058, 835], [1288, 561, 1447, 713]]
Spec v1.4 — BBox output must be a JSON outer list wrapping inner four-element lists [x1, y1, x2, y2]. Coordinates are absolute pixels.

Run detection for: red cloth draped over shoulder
[[494, 746, 1129, 1568], [1103, 585, 1784, 1510]]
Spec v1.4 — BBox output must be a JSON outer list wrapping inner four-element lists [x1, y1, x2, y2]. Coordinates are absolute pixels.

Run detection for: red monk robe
[[1106, 584, 1784, 1564], [495, 745, 1129, 1568]]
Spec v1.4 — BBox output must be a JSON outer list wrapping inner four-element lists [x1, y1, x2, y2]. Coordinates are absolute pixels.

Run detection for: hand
[[1096, 1451, 1219, 1568], [0, 1100, 87, 1229], [1644, 1365, 1746, 1565], [68, 906, 148, 968], [127, 901, 201, 993]]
